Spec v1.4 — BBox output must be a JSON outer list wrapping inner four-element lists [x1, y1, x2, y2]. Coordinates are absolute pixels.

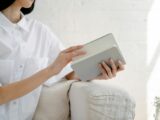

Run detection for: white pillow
[[33, 79, 76, 120], [69, 81, 135, 120]]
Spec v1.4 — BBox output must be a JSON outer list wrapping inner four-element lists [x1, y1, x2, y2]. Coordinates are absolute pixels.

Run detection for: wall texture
[[29, 0, 159, 120]]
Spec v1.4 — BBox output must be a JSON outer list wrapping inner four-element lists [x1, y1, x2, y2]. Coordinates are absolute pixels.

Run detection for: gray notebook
[[71, 33, 126, 81]]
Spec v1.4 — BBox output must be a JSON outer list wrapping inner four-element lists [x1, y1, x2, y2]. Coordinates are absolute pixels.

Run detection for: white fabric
[[69, 82, 135, 120], [33, 79, 76, 120], [0, 12, 73, 120], [69, 82, 89, 120]]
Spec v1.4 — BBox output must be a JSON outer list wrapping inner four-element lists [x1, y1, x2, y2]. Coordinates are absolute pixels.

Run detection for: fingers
[[62, 45, 86, 61], [102, 61, 113, 79], [98, 59, 124, 80], [107, 58, 117, 77], [98, 64, 109, 80], [117, 60, 125, 72], [63, 45, 84, 53], [71, 50, 86, 58]]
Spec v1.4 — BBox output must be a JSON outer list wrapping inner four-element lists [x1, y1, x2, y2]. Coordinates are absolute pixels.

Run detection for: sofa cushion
[[69, 81, 135, 120], [33, 79, 76, 120]]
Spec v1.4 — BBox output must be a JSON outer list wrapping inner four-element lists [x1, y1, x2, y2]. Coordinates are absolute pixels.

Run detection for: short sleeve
[[43, 27, 73, 86]]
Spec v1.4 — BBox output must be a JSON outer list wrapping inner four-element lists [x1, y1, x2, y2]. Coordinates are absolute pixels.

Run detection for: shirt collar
[[0, 12, 29, 32]]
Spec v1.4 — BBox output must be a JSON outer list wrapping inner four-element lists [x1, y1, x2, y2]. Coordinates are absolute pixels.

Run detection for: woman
[[0, 0, 125, 120]]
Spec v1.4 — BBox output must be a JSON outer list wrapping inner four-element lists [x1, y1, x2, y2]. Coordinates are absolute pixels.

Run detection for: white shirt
[[0, 12, 73, 120]]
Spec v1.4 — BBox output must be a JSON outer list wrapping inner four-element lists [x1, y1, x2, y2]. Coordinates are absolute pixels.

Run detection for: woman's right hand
[[48, 45, 86, 75]]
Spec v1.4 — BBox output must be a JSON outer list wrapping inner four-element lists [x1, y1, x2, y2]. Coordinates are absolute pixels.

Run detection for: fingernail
[[110, 58, 113, 62], [99, 64, 103, 68]]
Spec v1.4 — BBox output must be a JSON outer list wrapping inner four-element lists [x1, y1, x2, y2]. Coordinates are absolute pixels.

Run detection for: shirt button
[[19, 65, 24, 68]]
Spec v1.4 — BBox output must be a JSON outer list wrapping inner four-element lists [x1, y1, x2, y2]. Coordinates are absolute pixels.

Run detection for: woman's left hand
[[95, 58, 125, 80]]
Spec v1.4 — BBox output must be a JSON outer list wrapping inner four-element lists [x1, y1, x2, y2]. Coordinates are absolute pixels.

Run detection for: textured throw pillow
[[33, 79, 76, 120]]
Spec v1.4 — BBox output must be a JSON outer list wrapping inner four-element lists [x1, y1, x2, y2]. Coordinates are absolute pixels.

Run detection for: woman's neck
[[2, 4, 22, 23]]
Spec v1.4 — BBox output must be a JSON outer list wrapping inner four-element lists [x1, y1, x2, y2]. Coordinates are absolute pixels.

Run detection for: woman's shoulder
[[25, 17, 51, 33], [25, 17, 60, 43]]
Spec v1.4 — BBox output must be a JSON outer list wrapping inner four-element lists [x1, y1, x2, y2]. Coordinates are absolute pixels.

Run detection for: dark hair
[[0, 0, 35, 15], [21, 1, 35, 15]]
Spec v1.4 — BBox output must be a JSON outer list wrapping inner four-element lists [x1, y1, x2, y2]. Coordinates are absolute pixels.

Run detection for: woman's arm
[[0, 45, 85, 105], [65, 71, 80, 80], [0, 67, 55, 105]]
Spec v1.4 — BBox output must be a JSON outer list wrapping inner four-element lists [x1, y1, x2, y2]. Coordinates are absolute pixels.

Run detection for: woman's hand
[[48, 45, 86, 75], [96, 58, 125, 80]]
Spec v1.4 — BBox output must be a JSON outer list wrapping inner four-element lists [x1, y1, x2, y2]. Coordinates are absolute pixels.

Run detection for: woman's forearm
[[65, 71, 80, 80], [0, 67, 56, 105]]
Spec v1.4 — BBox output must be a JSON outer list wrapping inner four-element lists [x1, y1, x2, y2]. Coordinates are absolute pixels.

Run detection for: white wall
[[29, 0, 160, 120]]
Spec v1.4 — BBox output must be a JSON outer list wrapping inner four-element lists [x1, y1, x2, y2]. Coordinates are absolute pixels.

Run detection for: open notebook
[[71, 33, 126, 81]]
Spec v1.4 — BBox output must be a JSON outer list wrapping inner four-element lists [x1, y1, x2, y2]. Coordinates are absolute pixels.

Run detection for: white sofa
[[33, 79, 135, 120]]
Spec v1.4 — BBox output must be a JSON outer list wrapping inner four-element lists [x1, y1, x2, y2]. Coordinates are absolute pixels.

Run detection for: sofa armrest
[[69, 81, 136, 120], [33, 79, 76, 120]]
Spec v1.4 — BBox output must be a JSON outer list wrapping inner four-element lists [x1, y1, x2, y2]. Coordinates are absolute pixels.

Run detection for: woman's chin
[[23, 4, 32, 8], [22, 0, 34, 8]]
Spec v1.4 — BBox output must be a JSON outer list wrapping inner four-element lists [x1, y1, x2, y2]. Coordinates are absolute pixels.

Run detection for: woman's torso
[[0, 12, 52, 120]]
